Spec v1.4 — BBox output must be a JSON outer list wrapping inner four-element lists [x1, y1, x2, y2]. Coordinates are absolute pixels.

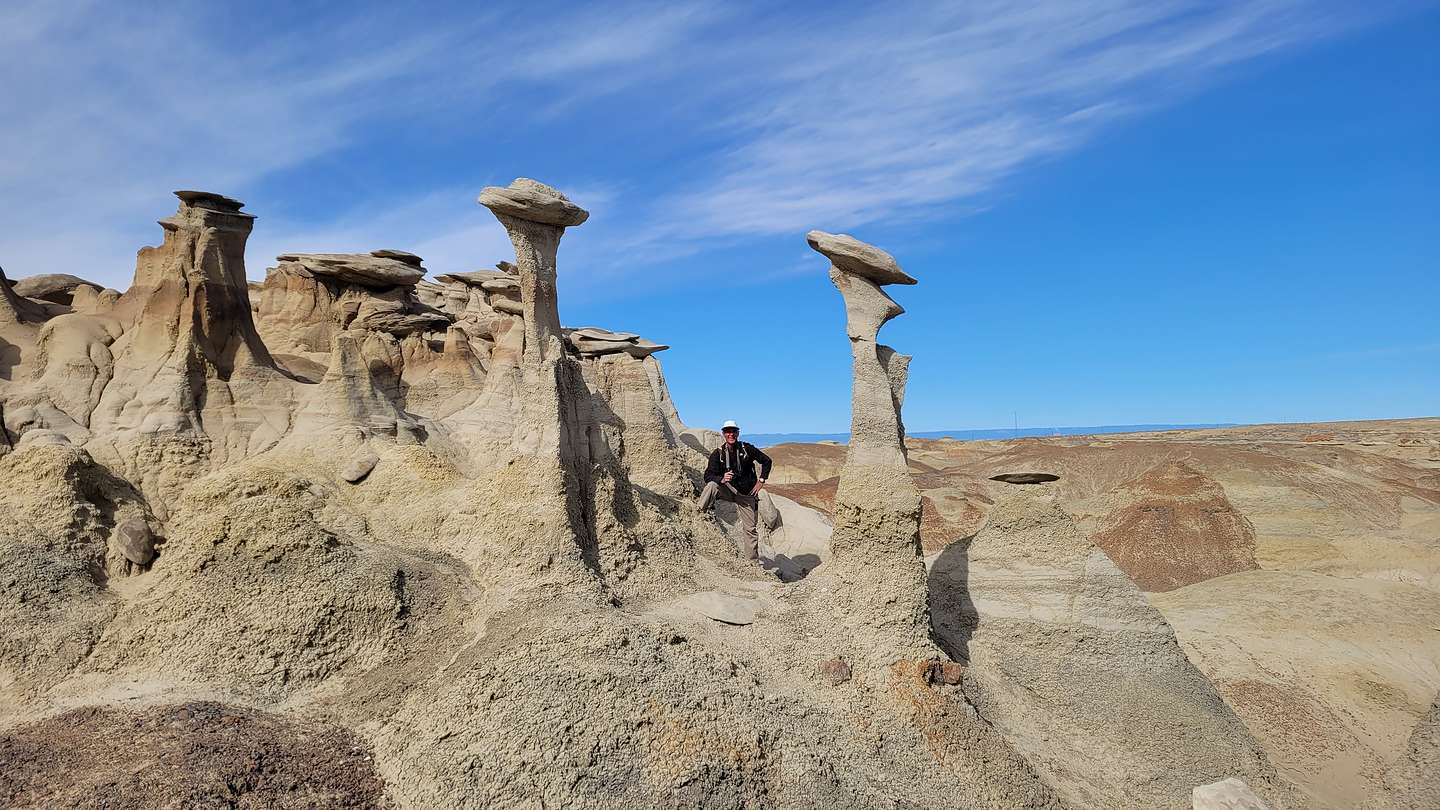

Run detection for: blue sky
[[2, 1, 1436, 433]]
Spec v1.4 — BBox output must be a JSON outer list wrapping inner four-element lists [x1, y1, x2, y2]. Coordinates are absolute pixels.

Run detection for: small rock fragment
[[817, 658, 852, 685], [686, 591, 758, 625], [342, 449, 380, 484], [930, 661, 966, 686]]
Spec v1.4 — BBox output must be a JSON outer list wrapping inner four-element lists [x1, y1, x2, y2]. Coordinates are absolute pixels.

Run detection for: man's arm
[[703, 449, 724, 484], [750, 444, 773, 487]]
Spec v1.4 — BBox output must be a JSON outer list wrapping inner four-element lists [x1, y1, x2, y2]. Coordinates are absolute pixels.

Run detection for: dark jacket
[[704, 441, 773, 495]]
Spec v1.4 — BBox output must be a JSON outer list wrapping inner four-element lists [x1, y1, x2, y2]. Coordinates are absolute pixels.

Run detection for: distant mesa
[[990, 472, 1060, 484]]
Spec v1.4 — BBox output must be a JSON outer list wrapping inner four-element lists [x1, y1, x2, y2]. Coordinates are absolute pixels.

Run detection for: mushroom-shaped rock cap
[[806, 230, 916, 285], [568, 326, 641, 342], [174, 190, 248, 215], [478, 178, 589, 227]]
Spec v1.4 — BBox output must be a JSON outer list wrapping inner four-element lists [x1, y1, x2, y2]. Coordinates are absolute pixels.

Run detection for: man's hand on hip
[[750, 481, 765, 496]]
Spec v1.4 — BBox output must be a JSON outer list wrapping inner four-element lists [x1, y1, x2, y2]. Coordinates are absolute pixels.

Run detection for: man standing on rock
[[697, 420, 773, 561]]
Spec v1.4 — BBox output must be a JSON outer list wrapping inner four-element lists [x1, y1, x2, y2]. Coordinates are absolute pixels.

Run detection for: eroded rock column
[[806, 230, 930, 658], [478, 179, 588, 366], [87, 191, 294, 512]]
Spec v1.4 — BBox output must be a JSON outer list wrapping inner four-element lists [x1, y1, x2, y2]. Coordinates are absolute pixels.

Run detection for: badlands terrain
[[769, 417, 1440, 809], [0, 183, 1434, 809]]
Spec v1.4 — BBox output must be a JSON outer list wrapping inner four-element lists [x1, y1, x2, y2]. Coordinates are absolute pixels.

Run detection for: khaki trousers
[[697, 481, 759, 560]]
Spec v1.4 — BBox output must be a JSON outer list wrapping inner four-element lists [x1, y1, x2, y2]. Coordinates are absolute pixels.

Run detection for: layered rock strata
[[929, 482, 1296, 808], [1368, 694, 1440, 809]]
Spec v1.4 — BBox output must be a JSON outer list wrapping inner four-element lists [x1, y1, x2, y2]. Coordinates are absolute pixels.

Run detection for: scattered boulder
[[112, 518, 156, 566], [341, 449, 379, 483]]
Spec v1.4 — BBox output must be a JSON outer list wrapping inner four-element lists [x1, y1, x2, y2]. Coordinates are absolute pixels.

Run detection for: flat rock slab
[[277, 253, 424, 288], [568, 326, 640, 341], [435, 271, 514, 287], [806, 230, 917, 285], [990, 472, 1060, 484], [174, 189, 246, 213], [368, 249, 422, 266], [10, 273, 101, 301], [686, 591, 759, 625]]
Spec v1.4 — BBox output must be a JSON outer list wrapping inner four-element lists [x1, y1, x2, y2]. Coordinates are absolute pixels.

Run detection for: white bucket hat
[[721, 420, 740, 431]]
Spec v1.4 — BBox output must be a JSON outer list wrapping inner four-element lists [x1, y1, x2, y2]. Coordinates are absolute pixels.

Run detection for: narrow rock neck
[[496, 213, 565, 367]]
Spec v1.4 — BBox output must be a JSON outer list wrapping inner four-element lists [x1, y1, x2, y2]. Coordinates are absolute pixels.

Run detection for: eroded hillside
[[769, 418, 1440, 809]]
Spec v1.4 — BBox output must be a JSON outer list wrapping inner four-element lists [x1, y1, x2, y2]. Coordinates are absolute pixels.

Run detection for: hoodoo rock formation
[[477, 178, 587, 365], [0, 183, 1324, 809], [806, 230, 930, 658]]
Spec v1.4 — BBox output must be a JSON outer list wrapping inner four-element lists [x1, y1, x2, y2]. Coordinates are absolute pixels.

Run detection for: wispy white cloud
[[0, 1, 710, 287], [630, 0, 1386, 245], [0, 0, 1413, 293]]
